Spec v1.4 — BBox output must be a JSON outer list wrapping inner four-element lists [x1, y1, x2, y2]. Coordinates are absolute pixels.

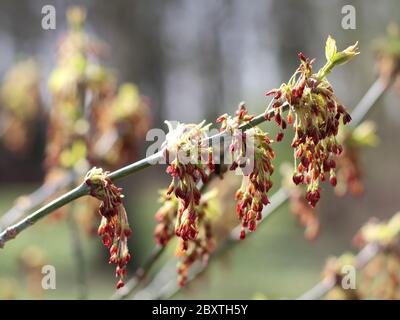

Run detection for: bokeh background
[[0, 0, 399, 299]]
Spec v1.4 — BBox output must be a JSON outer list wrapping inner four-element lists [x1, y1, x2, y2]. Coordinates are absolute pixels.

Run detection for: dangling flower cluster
[[175, 191, 215, 287], [162, 121, 214, 248], [217, 103, 275, 239], [154, 190, 178, 246], [154, 189, 216, 287], [217, 102, 255, 170], [265, 36, 359, 207], [84, 167, 132, 289]]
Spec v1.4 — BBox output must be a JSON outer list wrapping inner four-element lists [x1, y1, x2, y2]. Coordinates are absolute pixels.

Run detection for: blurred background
[[0, 0, 399, 299]]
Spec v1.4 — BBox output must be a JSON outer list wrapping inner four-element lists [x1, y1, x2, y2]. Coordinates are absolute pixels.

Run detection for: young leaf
[[325, 35, 337, 62]]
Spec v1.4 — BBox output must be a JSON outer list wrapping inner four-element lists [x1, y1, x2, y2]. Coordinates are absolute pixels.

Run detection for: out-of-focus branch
[[0, 183, 88, 248], [0, 172, 77, 232], [110, 245, 165, 300], [350, 77, 392, 125], [297, 241, 380, 300]]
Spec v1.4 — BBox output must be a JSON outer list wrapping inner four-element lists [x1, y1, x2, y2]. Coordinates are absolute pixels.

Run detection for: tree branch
[[0, 72, 390, 293], [297, 241, 380, 300], [0, 171, 77, 232], [0, 105, 284, 248], [128, 77, 391, 300], [0, 183, 88, 248], [350, 77, 392, 125]]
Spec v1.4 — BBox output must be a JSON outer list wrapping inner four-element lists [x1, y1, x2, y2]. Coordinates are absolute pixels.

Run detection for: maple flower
[[218, 103, 274, 238], [154, 189, 216, 287], [175, 191, 215, 287], [85, 167, 132, 289], [265, 36, 359, 207], [162, 120, 214, 248], [154, 190, 178, 246]]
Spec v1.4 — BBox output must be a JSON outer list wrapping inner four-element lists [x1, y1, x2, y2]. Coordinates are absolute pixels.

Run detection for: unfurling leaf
[[330, 41, 360, 66], [325, 35, 337, 61]]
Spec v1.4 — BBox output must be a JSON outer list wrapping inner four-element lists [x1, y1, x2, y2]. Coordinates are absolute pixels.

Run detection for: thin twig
[[297, 241, 380, 300], [0, 183, 88, 248], [108, 105, 287, 181], [0, 171, 77, 232], [350, 77, 391, 125], [0, 106, 284, 248]]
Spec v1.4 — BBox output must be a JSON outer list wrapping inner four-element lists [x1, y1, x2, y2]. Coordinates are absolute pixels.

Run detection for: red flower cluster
[[265, 50, 354, 207], [218, 104, 275, 238], [162, 121, 214, 248], [85, 167, 132, 289], [175, 196, 214, 287], [217, 103, 255, 170], [154, 189, 215, 287], [154, 191, 178, 246]]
